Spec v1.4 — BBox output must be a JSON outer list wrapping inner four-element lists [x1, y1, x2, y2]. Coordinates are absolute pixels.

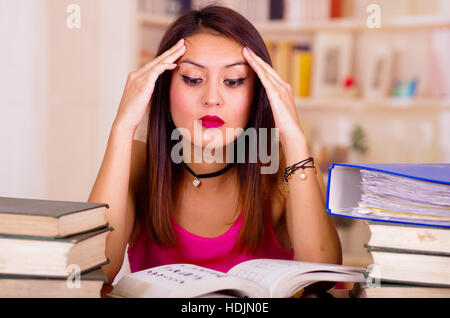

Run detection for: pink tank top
[[127, 207, 294, 273]]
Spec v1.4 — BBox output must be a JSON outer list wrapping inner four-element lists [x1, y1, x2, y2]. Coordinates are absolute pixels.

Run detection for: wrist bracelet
[[284, 157, 316, 192]]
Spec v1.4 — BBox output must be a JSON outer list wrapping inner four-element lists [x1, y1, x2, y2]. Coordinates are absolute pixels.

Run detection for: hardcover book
[[366, 221, 450, 254], [0, 196, 109, 237], [0, 227, 112, 277], [0, 267, 108, 298], [366, 245, 450, 286]]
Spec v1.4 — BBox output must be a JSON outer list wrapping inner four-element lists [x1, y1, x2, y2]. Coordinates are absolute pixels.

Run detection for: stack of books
[[360, 221, 450, 298], [326, 163, 450, 298], [0, 196, 111, 297]]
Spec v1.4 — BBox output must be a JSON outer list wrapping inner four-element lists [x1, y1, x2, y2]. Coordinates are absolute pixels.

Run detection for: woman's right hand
[[113, 38, 186, 133]]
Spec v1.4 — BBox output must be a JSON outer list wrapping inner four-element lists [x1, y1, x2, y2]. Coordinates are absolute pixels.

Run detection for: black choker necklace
[[181, 161, 235, 187]]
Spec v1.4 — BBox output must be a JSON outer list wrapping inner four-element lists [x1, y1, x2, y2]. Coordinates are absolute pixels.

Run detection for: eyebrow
[[178, 59, 249, 68]]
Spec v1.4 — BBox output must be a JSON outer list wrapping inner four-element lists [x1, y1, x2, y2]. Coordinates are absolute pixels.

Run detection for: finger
[[243, 47, 286, 86], [131, 62, 177, 104], [151, 38, 185, 65], [136, 39, 185, 75], [243, 47, 295, 105], [135, 46, 185, 80], [137, 62, 178, 87], [140, 44, 185, 76], [242, 47, 277, 91], [153, 41, 186, 66]]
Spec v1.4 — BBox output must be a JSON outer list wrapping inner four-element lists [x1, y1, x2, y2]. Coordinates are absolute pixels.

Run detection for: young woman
[[88, 5, 342, 284]]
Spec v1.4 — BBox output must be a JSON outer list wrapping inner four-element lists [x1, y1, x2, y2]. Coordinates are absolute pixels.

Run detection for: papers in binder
[[327, 163, 450, 227]]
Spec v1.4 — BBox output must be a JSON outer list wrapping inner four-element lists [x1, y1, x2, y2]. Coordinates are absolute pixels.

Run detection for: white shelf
[[295, 97, 450, 112], [257, 15, 450, 34], [137, 13, 450, 114], [139, 13, 450, 32]]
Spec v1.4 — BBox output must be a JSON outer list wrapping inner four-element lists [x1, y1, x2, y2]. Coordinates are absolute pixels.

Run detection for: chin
[[197, 133, 228, 150]]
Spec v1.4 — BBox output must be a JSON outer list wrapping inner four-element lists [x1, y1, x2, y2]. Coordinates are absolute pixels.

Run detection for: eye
[[224, 78, 246, 88], [181, 75, 203, 86]]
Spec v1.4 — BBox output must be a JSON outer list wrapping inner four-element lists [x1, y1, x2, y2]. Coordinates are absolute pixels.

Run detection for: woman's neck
[[180, 140, 237, 190]]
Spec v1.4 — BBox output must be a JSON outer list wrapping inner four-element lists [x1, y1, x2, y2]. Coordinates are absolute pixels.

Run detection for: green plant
[[350, 125, 368, 154]]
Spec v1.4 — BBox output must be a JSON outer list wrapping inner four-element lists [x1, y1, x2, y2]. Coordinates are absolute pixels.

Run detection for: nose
[[202, 80, 223, 107]]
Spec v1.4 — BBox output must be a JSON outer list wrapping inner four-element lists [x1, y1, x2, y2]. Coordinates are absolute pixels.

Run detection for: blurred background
[[1, 0, 449, 268]]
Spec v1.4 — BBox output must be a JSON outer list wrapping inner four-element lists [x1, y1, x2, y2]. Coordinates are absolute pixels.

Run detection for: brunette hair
[[134, 5, 285, 254]]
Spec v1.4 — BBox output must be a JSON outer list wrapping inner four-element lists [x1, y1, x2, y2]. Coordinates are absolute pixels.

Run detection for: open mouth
[[198, 115, 225, 128]]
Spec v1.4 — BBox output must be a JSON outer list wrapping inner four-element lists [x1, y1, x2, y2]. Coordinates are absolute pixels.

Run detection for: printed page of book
[[110, 263, 267, 298], [227, 259, 365, 297]]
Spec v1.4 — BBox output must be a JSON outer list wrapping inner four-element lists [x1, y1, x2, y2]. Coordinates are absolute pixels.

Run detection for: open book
[[108, 259, 366, 298]]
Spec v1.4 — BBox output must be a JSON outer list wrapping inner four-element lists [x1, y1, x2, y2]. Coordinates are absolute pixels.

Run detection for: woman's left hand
[[242, 46, 305, 143]]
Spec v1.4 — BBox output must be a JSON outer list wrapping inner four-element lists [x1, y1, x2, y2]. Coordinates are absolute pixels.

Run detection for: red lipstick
[[198, 115, 225, 128]]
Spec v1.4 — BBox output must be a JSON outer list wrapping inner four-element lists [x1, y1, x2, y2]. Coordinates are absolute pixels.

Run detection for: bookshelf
[[136, 9, 450, 156], [135, 1, 450, 268], [296, 97, 450, 111], [139, 13, 450, 32]]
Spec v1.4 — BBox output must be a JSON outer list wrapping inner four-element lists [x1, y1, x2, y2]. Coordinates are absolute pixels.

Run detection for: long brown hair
[[134, 5, 285, 254]]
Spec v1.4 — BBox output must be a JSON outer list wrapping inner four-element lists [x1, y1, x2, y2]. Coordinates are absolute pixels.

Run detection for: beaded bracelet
[[284, 157, 316, 192]]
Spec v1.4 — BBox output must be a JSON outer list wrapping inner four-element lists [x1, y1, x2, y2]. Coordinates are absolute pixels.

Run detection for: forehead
[[180, 32, 244, 68]]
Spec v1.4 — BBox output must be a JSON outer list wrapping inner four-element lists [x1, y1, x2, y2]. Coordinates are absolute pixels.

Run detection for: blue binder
[[326, 163, 450, 228]]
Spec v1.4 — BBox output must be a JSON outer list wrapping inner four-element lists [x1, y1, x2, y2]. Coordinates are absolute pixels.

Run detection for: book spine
[[165, 0, 191, 14], [273, 40, 294, 84], [264, 39, 275, 63], [368, 224, 450, 254], [330, 0, 341, 18], [270, 0, 283, 20], [292, 45, 312, 98]]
